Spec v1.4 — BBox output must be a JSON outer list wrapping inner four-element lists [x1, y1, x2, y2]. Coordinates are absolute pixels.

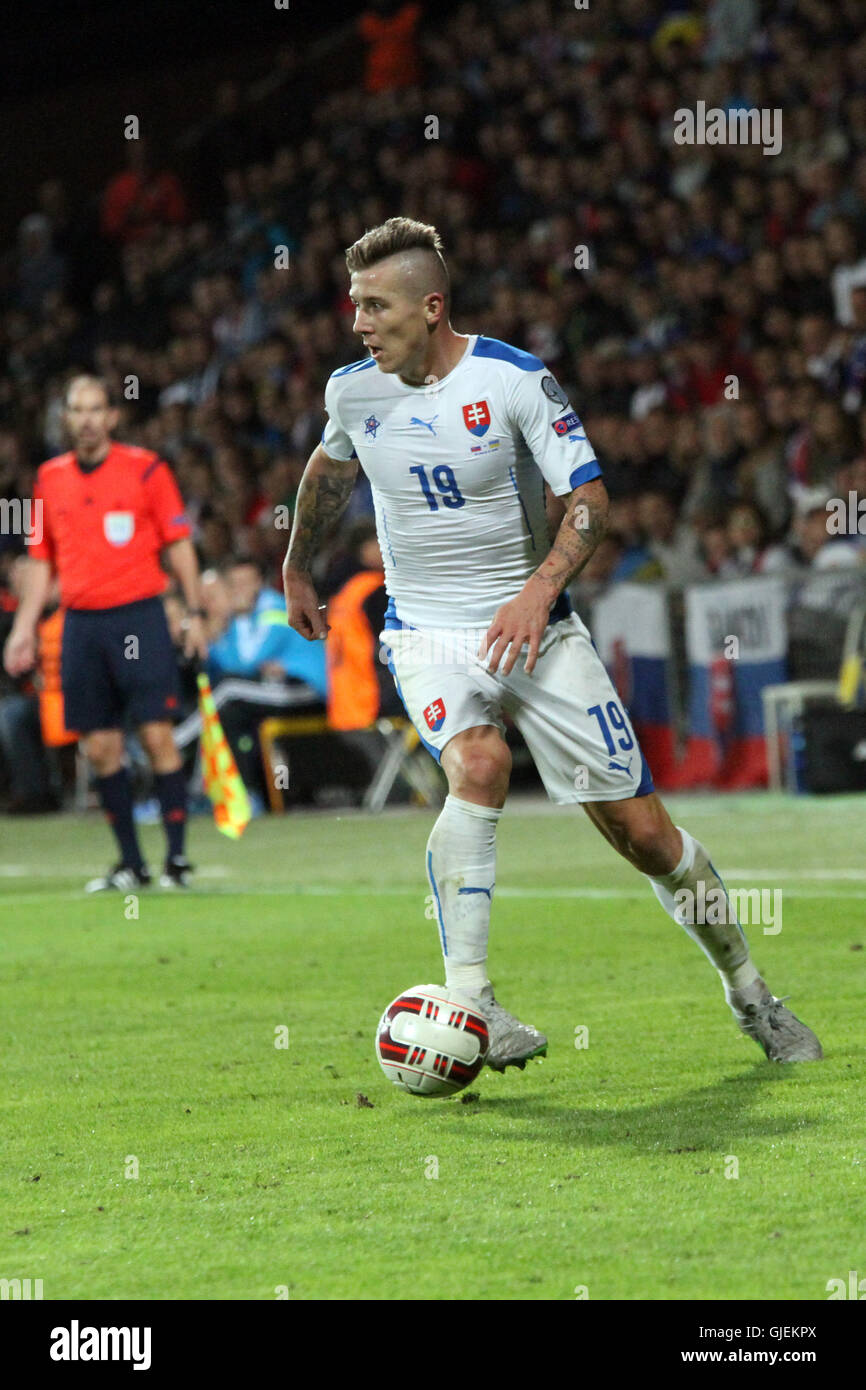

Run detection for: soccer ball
[[375, 984, 490, 1097]]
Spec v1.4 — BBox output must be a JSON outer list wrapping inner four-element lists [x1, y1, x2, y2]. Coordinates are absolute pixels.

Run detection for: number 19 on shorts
[[587, 700, 635, 754]]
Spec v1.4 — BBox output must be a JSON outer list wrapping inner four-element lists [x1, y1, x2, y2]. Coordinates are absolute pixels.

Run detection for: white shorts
[[381, 612, 654, 804]]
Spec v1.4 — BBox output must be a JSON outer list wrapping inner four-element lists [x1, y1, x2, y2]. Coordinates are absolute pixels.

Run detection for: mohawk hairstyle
[[345, 217, 450, 302]]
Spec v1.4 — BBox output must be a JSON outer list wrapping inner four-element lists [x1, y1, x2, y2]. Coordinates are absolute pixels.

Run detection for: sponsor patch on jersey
[[423, 698, 446, 732], [103, 511, 135, 546], [541, 375, 569, 407], [552, 410, 582, 436], [462, 400, 491, 437]]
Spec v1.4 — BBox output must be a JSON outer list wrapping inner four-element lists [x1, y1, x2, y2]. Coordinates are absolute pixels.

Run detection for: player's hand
[[284, 567, 328, 640], [3, 625, 37, 678], [182, 613, 209, 663], [479, 577, 557, 677]]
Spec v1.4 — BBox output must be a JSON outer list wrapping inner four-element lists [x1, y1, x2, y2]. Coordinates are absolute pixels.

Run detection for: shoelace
[[765, 996, 792, 1030], [742, 995, 791, 1031]]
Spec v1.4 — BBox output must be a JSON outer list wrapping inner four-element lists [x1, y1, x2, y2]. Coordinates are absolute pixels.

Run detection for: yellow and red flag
[[197, 672, 252, 839]]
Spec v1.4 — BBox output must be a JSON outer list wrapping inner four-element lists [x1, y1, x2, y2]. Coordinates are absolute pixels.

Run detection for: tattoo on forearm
[[286, 467, 356, 571], [533, 480, 608, 594]]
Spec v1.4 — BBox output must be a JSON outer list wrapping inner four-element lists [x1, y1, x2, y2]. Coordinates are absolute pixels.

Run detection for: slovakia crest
[[423, 698, 446, 732], [462, 400, 491, 437]]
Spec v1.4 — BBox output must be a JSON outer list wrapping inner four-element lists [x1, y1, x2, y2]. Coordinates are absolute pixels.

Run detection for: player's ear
[[107, 406, 121, 432], [424, 292, 445, 329]]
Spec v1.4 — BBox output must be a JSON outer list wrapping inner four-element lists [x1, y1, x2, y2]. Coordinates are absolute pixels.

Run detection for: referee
[[3, 375, 208, 891]]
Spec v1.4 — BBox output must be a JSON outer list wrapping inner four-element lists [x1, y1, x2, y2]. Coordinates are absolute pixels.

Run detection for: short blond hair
[[345, 217, 449, 302]]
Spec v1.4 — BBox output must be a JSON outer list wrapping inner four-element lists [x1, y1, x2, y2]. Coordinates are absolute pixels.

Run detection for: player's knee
[[617, 807, 677, 875], [446, 733, 511, 800]]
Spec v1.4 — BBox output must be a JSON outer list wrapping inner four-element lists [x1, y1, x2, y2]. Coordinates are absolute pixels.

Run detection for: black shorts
[[61, 596, 181, 734]]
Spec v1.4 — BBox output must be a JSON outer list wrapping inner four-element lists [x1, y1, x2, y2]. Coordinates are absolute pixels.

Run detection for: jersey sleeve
[[321, 376, 358, 463], [143, 459, 191, 544], [28, 472, 55, 564], [507, 366, 602, 496]]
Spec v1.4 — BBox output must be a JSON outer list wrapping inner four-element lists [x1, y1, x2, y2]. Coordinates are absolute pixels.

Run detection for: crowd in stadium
[[2, 0, 866, 810]]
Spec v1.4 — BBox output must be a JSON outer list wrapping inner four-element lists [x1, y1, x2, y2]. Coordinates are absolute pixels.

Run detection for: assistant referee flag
[[197, 672, 251, 839]]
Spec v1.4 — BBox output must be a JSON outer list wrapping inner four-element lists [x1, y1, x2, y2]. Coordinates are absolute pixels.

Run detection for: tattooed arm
[[282, 444, 359, 639], [482, 477, 609, 676], [531, 476, 609, 598]]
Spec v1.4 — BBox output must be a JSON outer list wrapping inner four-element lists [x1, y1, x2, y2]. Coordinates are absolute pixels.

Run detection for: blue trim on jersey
[[330, 357, 377, 378], [569, 459, 603, 490], [426, 850, 448, 955], [471, 336, 545, 371], [384, 596, 412, 631]]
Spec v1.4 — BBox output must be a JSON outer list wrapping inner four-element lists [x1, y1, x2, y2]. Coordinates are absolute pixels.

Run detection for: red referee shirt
[[30, 443, 191, 610]]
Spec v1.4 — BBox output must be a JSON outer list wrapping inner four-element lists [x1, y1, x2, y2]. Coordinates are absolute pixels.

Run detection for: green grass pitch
[[1, 792, 863, 1301]]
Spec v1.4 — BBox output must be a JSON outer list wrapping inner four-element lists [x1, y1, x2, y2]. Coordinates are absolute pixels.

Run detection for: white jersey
[[321, 334, 601, 628]]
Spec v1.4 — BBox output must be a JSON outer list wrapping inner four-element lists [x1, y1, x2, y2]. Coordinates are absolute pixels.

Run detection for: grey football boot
[[474, 986, 548, 1071], [728, 980, 823, 1062]]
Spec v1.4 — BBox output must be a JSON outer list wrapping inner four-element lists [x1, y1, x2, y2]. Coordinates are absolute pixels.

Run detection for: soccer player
[[282, 218, 822, 1070], [3, 375, 207, 891]]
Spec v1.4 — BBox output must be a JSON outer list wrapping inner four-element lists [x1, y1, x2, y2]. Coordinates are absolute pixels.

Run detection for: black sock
[[95, 768, 144, 871], [155, 768, 187, 860]]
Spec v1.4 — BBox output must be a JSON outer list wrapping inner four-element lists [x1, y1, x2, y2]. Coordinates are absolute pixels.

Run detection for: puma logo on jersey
[[409, 415, 439, 436]]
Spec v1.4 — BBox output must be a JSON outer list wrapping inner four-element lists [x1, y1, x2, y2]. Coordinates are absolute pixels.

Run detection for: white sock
[[426, 794, 500, 998], [649, 826, 761, 999]]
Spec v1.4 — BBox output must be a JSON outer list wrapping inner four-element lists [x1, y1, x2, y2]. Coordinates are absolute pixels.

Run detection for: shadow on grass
[[454, 1065, 826, 1153]]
